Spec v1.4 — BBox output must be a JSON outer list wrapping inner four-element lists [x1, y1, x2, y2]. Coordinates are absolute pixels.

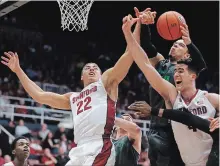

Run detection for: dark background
[[0, 0, 219, 86]]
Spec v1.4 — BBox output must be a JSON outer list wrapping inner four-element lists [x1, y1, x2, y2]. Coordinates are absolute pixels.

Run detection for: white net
[[57, 0, 94, 32]]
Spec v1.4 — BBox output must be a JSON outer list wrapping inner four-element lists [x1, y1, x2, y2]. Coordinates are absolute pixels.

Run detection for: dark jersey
[[112, 136, 139, 166], [149, 59, 175, 129]]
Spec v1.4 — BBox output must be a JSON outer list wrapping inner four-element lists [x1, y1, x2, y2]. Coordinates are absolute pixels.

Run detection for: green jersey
[[112, 136, 139, 166]]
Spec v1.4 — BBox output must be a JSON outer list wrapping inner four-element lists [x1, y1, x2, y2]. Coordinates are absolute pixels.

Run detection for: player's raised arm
[[114, 116, 142, 153], [1, 52, 71, 110], [102, 16, 140, 86], [180, 23, 207, 72], [122, 15, 177, 101], [135, 7, 165, 67]]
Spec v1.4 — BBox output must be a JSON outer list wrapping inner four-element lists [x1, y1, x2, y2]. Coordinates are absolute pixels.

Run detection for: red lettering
[[86, 89, 90, 96], [84, 97, 92, 111], [76, 96, 92, 115], [72, 97, 76, 104], [77, 101, 83, 115], [197, 107, 202, 115], [79, 92, 84, 100], [202, 106, 207, 114], [93, 86, 97, 92]]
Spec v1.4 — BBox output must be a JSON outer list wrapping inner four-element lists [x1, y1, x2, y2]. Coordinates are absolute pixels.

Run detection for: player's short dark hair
[[177, 58, 200, 76], [11, 136, 28, 151]]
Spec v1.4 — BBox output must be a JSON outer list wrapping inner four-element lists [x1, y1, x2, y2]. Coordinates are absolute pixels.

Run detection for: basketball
[[156, 11, 186, 40]]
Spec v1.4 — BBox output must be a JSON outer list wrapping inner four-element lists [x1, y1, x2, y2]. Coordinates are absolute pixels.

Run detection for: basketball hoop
[[57, 0, 94, 32]]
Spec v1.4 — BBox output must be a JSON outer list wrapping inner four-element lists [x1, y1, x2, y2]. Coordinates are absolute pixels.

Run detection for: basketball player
[[129, 101, 219, 140], [1, 15, 140, 165], [129, 101, 219, 166], [112, 114, 142, 166], [3, 136, 30, 166], [134, 7, 207, 166], [122, 16, 219, 166]]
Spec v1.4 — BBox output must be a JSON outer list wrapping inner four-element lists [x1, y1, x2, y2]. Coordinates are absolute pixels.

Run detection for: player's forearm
[[124, 30, 151, 68], [115, 117, 141, 137], [111, 25, 140, 84], [124, 31, 169, 99], [15, 67, 43, 102], [151, 107, 212, 134], [187, 42, 207, 72], [133, 21, 141, 44], [141, 25, 158, 58]]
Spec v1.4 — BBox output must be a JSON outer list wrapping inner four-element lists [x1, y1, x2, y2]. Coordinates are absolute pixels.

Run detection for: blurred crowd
[[0, 15, 219, 166], [0, 119, 150, 166]]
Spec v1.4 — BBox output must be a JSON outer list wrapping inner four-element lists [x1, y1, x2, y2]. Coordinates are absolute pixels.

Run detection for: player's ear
[[12, 150, 16, 155], [81, 75, 83, 81], [191, 73, 197, 80], [185, 51, 190, 59]]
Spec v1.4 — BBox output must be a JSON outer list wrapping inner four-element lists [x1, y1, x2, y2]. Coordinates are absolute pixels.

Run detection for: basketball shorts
[[65, 137, 115, 166]]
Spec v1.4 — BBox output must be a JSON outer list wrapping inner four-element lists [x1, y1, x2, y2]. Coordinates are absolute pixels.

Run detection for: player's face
[[81, 63, 101, 85], [169, 40, 190, 61], [174, 64, 196, 91], [14, 139, 30, 160]]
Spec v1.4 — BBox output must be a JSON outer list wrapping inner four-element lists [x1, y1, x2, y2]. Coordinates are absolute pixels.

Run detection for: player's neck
[[170, 59, 177, 64], [168, 55, 177, 64], [83, 81, 93, 87], [181, 87, 198, 102], [13, 158, 28, 166]]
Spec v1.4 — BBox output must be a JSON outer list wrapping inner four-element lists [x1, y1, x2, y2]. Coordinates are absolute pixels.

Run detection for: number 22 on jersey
[[77, 96, 92, 115]]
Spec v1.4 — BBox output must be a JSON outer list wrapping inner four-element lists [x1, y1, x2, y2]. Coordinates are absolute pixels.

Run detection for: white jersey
[[3, 162, 14, 166], [70, 78, 116, 143], [67, 79, 116, 166], [172, 90, 215, 166]]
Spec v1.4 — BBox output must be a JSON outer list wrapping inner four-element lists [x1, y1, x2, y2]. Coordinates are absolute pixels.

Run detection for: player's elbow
[[133, 124, 141, 135], [34, 92, 49, 105]]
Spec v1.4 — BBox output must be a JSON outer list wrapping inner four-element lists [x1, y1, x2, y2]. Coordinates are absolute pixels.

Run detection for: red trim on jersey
[[182, 89, 199, 105], [93, 96, 116, 166]]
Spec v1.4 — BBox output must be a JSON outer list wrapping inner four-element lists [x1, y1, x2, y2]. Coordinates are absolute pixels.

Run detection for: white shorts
[[66, 137, 115, 166]]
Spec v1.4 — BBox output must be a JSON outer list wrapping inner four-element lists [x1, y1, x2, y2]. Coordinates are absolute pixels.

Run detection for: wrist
[[15, 66, 22, 75], [151, 107, 160, 116], [185, 39, 192, 46]]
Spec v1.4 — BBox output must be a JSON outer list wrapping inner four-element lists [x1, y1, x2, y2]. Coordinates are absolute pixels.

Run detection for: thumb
[[208, 117, 214, 121], [132, 18, 140, 24]]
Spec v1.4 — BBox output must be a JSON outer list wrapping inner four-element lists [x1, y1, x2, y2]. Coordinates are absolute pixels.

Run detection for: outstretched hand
[[1, 52, 21, 73], [128, 101, 152, 117], [180, 23, 191, 45], [134, 7, 156, 25], [122, 14, 139, 33], [209, 117, 219, 132]]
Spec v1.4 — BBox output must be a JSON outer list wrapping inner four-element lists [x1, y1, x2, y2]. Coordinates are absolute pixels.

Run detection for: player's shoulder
[[204, 92, 218, 100], [3, 162, 14, 166]]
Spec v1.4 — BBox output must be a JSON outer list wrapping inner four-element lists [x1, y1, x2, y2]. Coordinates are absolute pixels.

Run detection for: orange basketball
[[156, 11, 186, 40]]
